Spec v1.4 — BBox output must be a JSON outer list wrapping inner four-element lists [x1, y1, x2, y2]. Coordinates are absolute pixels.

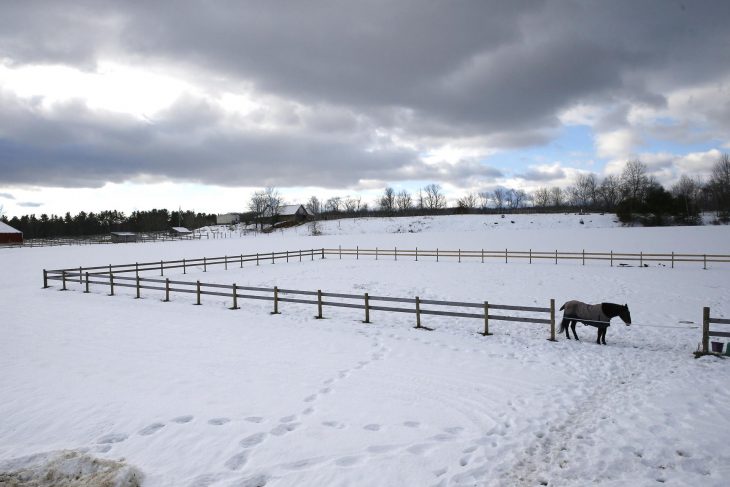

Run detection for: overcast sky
[[1, 0, 730, 216]]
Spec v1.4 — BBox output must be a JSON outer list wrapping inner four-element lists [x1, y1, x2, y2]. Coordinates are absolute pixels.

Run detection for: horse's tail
[[558, 319, 566, 334]]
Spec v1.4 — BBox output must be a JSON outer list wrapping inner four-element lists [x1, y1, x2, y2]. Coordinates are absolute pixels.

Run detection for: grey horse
[[559, 300, 631, 345]]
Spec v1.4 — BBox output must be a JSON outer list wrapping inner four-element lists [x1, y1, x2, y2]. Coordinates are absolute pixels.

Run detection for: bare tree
[[249, 190, 268, 230], [621, 160, 650, 202], [416, 188, 425, 209], [597, 175, 621, 210], [423, 184, 447, 210], [306, 196, 321, 215], [379, 187, 396, 212], [477, 191, 490, 209], [263, 187, 282, 219], [510, 189, 527, 208], [532, 187, 550, 207], [574, 173, 598, 208], [457, 192, 478, 210], [550, 186, 563, 207], [396, 189, 412, 211], [671, 174, 702, 215], [708, 153, 730, 211], [343, 196, 361, 213], [324, 196, 342, 213], [492, 188, 506, 209]]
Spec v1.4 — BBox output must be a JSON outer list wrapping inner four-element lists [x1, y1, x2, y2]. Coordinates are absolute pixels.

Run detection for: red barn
[[0, 221, 23, 244]]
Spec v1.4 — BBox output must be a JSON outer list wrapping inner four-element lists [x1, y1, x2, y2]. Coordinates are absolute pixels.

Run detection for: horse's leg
[[596, 327, 601, 344], [560, 318, 571, 339], [601, 326, 607, 345], [571, 321, 579, 340]]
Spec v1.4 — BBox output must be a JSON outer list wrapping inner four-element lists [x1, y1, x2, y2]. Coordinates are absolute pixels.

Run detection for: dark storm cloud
[[1, 0, 730, 188], [516, 166, 566, 182]]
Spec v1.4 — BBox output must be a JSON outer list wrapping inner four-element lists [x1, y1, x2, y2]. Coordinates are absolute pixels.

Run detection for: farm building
[[110, 231, 138, 243], [170, 227, 192, 236], [276, 204, 312, 223], [0, 221, 23, 244], [216, 213, 240, 225]]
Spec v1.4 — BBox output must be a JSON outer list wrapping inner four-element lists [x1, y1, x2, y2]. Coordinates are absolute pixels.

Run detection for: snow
[[1, 213, 729, 486], [0, 221, 22, 233]]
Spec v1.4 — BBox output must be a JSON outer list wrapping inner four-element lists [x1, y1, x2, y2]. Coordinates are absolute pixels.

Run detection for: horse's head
[[620, 304, 631, 325]]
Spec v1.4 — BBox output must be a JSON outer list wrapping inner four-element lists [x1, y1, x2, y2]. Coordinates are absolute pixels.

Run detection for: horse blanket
[[562, 300, 611, 327]]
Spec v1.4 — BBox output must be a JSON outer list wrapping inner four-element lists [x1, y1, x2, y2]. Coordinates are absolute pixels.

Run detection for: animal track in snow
[[363, 423, 381, 431], [322, 420, 345, 429], [279, 415, 297, 423], [138, 422, 165, 436], [403, 421, 420, 428], [245, 416, 265, 423], [303, 394, 317, 403], [335, 456, 361, 467], [172, 415, 194, 424], [208, 417, 230, 426]]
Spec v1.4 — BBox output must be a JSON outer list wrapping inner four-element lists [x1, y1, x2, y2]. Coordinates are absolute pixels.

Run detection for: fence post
[[286, 250, 289, 263], [257, 253, 259, 266], [376, 247, 378, 260], [231, 283, 239, 310], [704, 254, 707, 270], [364, 293, 370, 323], [582, 249, 585, 266], [529, 249, 532, 264], [505, 248, 507, 264], [271, 252, 275, 264], [339, 245, 342, 259], [481, 249, 484, 264], [136, 262, 139, 276], [548, 299, 556, 341], [135, 274, 141, 299], [415, 247, 418, 261], [195, 281, 201, 305], [79, 266, 83, 283], [436, 248, 439, 262], [415, 296, 422, 329], [395, 247, 397, 261], [84, 272, 90, 293], [204, 257, 207, 272], [671, 251, 674, 269], [702, 307, 710, 353], [481, 301, 491, 336], [610, 251, 613, 267], [555, 250, 558, 265], [61, 270, 67, 291], [272, 286, 280, 314], [311, 249, 314, 261], [183, 258, 187, 274], [164, 278, 170, 302], [356, 246, 359, 260], [240, 254, 243, 268], [225, 256, 228, 270], [640, 251, 643, 267], [316, 289, 323, 319], [321, 248, 325, 259], [109, 273, 114, 296], [43, 269, 48, 289], [458, 249, 461, 263]]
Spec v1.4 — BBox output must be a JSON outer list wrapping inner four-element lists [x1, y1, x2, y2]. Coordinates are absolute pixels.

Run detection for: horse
[[558, 300, 631, 345]]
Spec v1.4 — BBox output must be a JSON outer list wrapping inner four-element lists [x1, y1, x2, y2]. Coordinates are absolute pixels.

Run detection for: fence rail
[[325, 247, 730, 269], [44, 269, 557, 339]]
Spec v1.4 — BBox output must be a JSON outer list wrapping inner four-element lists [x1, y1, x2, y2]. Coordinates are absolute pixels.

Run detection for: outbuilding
[[216, 213, 240, 225], [110, 231, 138, 243], [0, 221, 23, 245], [276, 204, 312, 224], [170, 226, 192, 236]]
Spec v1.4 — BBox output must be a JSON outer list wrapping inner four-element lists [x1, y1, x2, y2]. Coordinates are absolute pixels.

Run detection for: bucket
[[710, 341, 723, 353]]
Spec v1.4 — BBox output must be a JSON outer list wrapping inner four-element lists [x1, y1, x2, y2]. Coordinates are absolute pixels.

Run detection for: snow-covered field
[[1, 214, 729, 486]]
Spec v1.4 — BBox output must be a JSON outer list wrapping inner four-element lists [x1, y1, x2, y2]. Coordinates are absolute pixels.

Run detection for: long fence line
[[43, 267, 557, 340], [5, 232, 202, 249], [43, 246, 730, 278]]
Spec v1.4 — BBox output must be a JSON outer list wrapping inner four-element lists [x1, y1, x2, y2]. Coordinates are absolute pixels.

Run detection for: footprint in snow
[[322, 421, 345, 429], [279, 415, 297, 423], [303, 394, 317, 402], [403, 421, 420, 428], [97, 433, 128, 444], [245, 416, 265, 423], [208, 417, 230, 426], [239, 432, 267, 448], [172, 415, 194, 424], [363, 424, 381, 431], [270, 422, 300, 436], [224, 451, 249, 471], [138, 422, 165, 436]]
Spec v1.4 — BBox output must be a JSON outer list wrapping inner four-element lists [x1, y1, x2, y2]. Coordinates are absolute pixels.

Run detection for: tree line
[[0, 209, 216, 239]]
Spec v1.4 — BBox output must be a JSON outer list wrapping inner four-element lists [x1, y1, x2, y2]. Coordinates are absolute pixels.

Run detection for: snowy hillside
[[1, 214, 729, 486]]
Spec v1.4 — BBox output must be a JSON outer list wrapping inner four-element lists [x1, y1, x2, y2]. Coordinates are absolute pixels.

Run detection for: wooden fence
[[4, 232, 202, 249], [43, 248, 557, 340], [325, 247, 730, 269], [701, 307, 730, 355]]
